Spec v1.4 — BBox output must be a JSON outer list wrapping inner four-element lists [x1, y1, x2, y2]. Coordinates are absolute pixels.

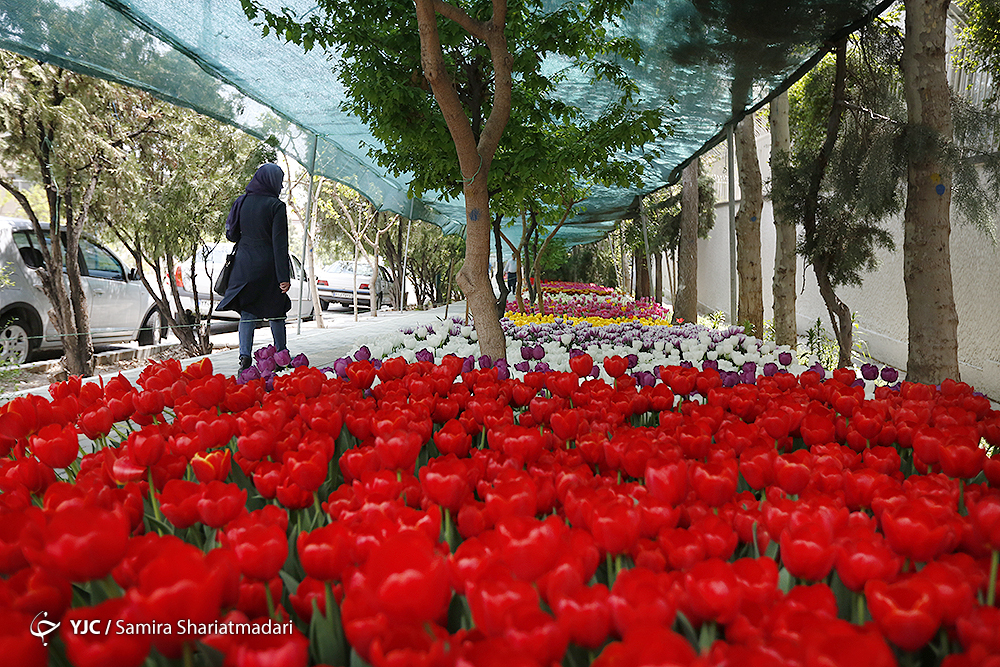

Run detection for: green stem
[[264, 580, 277, 620], [147, 469, 164, 536], [854, 592, 866, 625], [988, 549, 998, 607], [183, 641, 193, 667]]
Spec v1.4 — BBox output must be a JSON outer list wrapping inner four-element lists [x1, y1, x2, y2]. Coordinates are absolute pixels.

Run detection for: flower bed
[[1, 352, 999, 666]]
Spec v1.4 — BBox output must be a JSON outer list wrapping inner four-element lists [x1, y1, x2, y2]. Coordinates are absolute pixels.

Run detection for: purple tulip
[[851, 379, 866, 388], [290, 353, 309, 368], [258, 357, 277, 375], [534, 362, 552, 373], [701, 359, 719, 372], [532, 344, 545, 360], [520, 346, 533, 361], [333, 357, 350, 378], [763, 362, 778, 377], [742, 362, 757, 376], [254, 344, 276, 363], [861, 363, 878, 381], [478, 354, 494, 369], [264, 376, 275, 391], [808, 363, 826, 380], [495, 359, 510, 381], [415, 349, 434, 363], [461, 356, 475, 373], [355, 346, 371, 362], [778, 352, 793, 366], [274, 349, 292, 367], [880, 367, 899, 383], [721, 371, 739, 388], [626, 354, 638, 368], [372, 359, 382, 369], [237, 366, 260, 385], [514, 361, 531, 372]]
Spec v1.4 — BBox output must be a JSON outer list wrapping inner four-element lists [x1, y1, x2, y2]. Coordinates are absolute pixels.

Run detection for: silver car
[[0, 216, 162, 365], [316, 260, 393, 310]]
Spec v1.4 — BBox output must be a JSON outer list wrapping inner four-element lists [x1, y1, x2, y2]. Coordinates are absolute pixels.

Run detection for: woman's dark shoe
[[239, 355, 253, 372]]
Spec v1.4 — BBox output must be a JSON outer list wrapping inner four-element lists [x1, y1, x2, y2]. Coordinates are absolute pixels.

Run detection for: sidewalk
[[3, 302, 469, 399]]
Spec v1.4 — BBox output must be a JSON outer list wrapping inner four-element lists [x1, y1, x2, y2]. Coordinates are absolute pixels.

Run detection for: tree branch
[[432, 0, 487, 41]]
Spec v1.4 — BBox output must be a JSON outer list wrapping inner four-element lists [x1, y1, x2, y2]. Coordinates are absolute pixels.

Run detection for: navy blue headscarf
[[225, 163, 284, 237]]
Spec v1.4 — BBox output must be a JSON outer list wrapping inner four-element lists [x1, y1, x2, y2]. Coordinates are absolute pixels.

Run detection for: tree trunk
[[804, 38, 853, 368], [493, 212, 508, 318], [902, 0, 960, 383], [654, 252, 663, 304], [415, 0, 510, 361], [308, 177, 326, 325], [734, 116, 764, 337], [675, 160, 699, 324], [769, 91, 797, 347], [815, 258, 854, 369], [633, 249, 650, 299]]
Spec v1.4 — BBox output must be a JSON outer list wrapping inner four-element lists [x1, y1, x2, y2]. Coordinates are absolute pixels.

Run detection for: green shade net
[[0, 0, 890, 245]]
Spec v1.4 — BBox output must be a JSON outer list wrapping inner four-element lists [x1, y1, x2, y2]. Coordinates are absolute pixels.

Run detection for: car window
[[80, 238, 125, 280], [12, 230, 70, 270]]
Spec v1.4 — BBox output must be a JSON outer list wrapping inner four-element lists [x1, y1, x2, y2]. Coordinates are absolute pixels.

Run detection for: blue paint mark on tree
[[936, 184, 946, 196], [751, 216, 757, 222], [469, 209, 480, 221]]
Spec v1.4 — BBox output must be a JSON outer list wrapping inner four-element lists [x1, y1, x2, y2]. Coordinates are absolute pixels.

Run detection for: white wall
[[696, 129, 1000, 399]]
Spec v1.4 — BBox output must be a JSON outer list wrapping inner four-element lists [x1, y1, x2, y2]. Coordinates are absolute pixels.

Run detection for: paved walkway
[[5, 302, 469, 399]]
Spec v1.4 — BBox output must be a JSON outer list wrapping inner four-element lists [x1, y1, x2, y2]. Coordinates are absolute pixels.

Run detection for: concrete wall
[[694, 129, 1000, 399]]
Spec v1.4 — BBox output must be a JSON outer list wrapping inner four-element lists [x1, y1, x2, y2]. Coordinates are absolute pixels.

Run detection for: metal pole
[[296, 135, 318, 335], [727, 125, 738, 325], [399, 197, 413, 311], [639, 203, 652, 301]]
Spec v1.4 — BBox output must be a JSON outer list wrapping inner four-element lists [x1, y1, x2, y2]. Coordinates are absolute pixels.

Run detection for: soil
[[0, 348, 181, 397]]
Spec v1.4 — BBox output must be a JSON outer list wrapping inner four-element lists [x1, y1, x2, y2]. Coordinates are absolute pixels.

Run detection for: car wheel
[[137, 308, 163, 347], [0, 317, 32, 365], [320, 300, 331, 311]]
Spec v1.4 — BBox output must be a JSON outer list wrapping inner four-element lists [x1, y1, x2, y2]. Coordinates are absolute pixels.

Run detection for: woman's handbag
[[214, 246, 237, 296]]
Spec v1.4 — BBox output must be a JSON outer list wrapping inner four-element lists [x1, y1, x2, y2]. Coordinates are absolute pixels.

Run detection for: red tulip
[[29, 423, 79, 469], [60, 598, 152, 667], [297, 522, 354, 582], [230, 522, 288, 581], [362, 530, 451, 625], [881, 497, 960, 563], [779, 520, 837, 582], [196, 481, 247, 528], [865, 576, 942, 652], [608, 568, 676, 636], [25, 504, 129, 582], [553, 584, 611, 649]]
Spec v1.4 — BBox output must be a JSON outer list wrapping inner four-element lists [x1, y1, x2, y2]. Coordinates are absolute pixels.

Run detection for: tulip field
[[2, 281, 999, 667]]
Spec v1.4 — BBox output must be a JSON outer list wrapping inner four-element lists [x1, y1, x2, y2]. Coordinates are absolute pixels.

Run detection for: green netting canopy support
[[1, 0, 892, 246]]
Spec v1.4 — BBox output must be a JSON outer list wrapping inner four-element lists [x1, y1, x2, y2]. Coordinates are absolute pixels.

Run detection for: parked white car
[[316, 260, 393, 310], [0, 216, 163, 365], [172, 242, 314, 321]]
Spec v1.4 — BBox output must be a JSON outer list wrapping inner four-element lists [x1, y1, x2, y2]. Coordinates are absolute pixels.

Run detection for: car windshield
[[325, 261, 372, 277]]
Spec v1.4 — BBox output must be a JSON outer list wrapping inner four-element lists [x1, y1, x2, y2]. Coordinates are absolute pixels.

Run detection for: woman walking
[[217, 162, 291, 372]]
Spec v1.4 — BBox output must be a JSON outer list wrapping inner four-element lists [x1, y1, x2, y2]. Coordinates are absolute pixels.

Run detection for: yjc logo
[[30, 611, 60, 646]]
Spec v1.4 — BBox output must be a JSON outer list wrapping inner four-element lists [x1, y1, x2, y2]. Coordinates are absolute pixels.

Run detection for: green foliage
[[774, 25, 904, 289], [404, 221, 466, 307], [801, 315, 871, 370], [552, 242, 618, 287], [643, 161, 716, 254], [956, 0, 1000, 83], [240, 0, 668, 215]]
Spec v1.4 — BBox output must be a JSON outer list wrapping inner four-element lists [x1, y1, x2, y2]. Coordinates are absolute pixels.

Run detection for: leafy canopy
[[240, 0, 668, 217]]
